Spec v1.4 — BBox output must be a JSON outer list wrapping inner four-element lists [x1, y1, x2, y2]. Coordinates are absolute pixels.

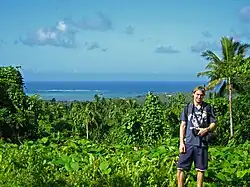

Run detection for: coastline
[[24, 80, 202, 102]]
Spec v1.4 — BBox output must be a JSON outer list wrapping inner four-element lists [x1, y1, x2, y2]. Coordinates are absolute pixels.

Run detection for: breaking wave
[[37, 89, 109, 92]]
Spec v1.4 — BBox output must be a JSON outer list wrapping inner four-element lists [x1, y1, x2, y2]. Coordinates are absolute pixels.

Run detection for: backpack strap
[[202, 102, 212, 125], [184, 103, 190, 121], [184, 103, 190, 136], [184, 102, 212, 124], [184, 102, 211, 119]]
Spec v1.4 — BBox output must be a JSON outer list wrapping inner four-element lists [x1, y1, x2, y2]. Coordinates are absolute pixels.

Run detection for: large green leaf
[[70, 162, 79, 171]]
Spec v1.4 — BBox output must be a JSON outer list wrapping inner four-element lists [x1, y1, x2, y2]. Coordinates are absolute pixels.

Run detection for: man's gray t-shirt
[[180, 103, 216, 147]]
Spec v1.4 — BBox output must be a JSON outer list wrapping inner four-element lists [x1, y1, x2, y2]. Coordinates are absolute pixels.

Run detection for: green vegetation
[[197, 36, 250, 137], [1, 36, 250, 186]]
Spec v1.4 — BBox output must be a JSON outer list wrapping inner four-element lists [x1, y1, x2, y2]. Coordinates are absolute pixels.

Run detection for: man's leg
[[176, 145, 193, 186], [177, 169, 185, 187], [197, 170, 204, 187], [194, 146, 208, 187]]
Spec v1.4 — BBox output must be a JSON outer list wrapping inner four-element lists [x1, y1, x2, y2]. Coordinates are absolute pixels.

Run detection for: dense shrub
[[0, 137, 249, 186]]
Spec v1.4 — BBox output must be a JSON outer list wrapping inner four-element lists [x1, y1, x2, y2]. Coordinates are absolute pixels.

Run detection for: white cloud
[[0, 39, 7, 47], [240, 6, 250, 21], [85, 42, 100, 50], [56, 20, 67, 32], [19, 12, 112, 49], [124, 26, 135, 35], [231, 29, 250, 40], [155, 45, 179, 54], [64, 12, 113, 32], [190, 41, 220, 53], [202, 30, 212, 38], [20, 21, 77, 48], [36, 28, 57, 41]]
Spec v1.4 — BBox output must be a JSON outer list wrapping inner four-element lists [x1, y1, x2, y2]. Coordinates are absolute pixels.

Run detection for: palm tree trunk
[[86, 123, 89, 139], [228, 77, 234, 137]]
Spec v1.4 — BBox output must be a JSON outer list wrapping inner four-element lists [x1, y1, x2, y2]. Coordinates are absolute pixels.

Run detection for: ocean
[[24, 81, 205, 101]]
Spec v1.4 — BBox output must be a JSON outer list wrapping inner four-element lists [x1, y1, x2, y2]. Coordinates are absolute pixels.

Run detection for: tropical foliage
[[0, 137, 249, 187], [197, 36, 250, 137], [1, 36, 250, 186], [197, 37, 250, 91]]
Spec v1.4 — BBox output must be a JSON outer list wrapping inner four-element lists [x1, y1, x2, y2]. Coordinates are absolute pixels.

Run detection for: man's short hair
[[193, 86, 206, 95]]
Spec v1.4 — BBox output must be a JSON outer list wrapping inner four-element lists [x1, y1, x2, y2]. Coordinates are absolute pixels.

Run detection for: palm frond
[[221, 36, 250, 61], [205, 79, 223, 90], [200, 36, 249, 94], [237, 43, 250, 56], [217, 80, 227, 97], [205, 62, 217, 70], [221, 37, 234, 62], [201, 50, 222, 64], [197, 71, 211, 77]]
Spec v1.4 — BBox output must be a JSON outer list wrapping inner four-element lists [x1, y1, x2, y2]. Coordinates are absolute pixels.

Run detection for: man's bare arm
[[180, 121, 186, 144], [179, 121, 186, 153], [198, 122, 216, 136], [207, 123, 216, 132]]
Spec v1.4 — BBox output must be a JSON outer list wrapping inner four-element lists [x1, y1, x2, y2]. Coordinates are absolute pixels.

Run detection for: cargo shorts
[[177, 144, 208, 171]]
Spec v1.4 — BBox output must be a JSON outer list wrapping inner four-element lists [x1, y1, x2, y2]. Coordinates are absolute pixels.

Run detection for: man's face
[[193, 90, 204, 104]]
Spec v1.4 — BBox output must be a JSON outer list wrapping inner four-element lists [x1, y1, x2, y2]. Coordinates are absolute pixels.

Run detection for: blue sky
[[1, 0, 250, 81]]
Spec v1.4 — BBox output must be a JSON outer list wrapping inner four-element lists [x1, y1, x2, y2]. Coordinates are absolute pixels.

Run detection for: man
[[176, 86, 216, 187]]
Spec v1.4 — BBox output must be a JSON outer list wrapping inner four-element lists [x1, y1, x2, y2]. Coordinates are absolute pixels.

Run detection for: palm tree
[[197, 36, 250, 137]]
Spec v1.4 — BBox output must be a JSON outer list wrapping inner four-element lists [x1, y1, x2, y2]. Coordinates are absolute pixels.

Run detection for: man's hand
[[179, 142, 186, 153], [197, 127, 209, 137]]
